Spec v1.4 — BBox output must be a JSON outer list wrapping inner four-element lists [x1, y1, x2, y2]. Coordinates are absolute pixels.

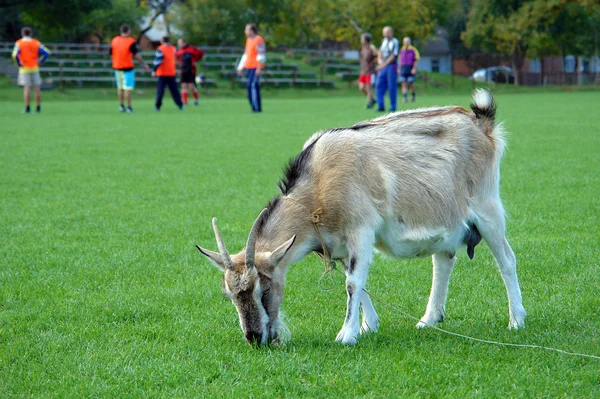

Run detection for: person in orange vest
[[110, 24, 150, 113], [11, 27, 50, 113], [152, 36, 183, 111], [236, 23, 266, 113]]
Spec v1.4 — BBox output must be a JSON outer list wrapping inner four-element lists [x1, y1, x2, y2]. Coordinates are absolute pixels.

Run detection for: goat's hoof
[[508, 307, 527, 330], [336, 326, 359, 345], [508, 318, 525, 330], [360, 317, 380, 334], [416, 312, 444, 329]]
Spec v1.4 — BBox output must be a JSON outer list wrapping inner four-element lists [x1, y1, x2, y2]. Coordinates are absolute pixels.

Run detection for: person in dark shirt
[[358, 33, 378, 109], [176, 38, 205, 106]]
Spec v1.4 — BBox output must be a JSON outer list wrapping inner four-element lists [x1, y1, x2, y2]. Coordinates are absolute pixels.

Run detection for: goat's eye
[[262, 287, 271, 296]]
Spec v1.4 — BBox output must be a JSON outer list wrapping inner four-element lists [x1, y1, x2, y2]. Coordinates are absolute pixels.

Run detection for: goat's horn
[[212, 218, 233, 270], [245, 208, 268, 269]]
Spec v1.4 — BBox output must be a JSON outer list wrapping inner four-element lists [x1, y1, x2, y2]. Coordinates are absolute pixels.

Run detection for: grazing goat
[[197, 90, 526, 346]]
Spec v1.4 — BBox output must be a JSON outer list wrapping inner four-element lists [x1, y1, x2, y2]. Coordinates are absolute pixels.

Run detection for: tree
[[174, 0, 456, 48], [19, 0, 112, 42], [84, 0, 146, 43], [139, 0, 186, 38], [464, 0, 600, 85], [463, 0, 541, 85], [445, 0, 472, 57], [0, 1, 22, 41], [0, 0, 147, 42], [173, 0, 249, 45]]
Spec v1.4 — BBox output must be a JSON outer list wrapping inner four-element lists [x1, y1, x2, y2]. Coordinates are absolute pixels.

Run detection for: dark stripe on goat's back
[[257, 133, 324, 237], [277, 134, 321, 195], [326, 106, 472, 133], [256, 196, 281, 236]]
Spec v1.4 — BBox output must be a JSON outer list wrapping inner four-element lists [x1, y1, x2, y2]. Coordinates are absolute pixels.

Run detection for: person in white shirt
[[375, 26, 399, 112]]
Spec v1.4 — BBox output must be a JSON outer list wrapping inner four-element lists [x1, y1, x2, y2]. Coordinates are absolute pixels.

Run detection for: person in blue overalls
[[375, 26, 400, 112]]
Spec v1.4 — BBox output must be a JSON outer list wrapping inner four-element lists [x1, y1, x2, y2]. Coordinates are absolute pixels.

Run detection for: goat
[[197, 89, 526, 346]]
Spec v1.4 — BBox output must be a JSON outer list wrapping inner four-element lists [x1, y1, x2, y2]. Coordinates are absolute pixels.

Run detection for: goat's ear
[[196, 245, 228, 272], [269, 235, 296, 267]]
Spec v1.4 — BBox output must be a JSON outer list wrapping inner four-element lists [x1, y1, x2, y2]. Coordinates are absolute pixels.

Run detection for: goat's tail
[[471, 89, 505, 157], [470, 89, 497, 124]]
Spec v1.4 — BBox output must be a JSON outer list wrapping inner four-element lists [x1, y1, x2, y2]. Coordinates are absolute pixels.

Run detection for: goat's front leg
[[336, 230, 375, 345], [360, 290, 380, 334], [341, 258, 380, 335]]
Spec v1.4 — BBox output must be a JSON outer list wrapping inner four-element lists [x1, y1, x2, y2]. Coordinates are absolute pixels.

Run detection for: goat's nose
[[245, 331, 262, 345]]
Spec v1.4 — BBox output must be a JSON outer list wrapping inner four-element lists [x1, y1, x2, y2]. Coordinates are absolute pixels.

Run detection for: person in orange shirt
[[12, 27, 50, 113], [110, 24, 150, 113], [236, 23, 266, 113], [152, 36, 183, 111]]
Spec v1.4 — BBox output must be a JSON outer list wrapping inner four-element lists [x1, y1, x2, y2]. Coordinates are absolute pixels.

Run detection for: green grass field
[[1, 89, 599, 398]]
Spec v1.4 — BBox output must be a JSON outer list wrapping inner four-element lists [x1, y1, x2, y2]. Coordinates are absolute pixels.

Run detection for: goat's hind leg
[[476, 204, 526, 329], [417, 251, 456, 329]]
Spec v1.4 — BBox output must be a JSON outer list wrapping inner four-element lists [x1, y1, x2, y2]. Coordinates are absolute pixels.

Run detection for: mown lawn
[[1, 90, 599, 398]]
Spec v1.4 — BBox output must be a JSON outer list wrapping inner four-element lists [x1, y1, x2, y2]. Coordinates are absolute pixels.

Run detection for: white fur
[[473, 88, 492, 109], [203, 91, 526, 346]]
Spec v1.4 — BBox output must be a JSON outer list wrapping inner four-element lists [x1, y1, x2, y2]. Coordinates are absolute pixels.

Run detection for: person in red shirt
[[176, 38, 204, 106], [152, 36, 183, 111]]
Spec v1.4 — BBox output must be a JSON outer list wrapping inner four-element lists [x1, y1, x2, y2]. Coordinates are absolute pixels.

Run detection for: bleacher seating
[[237, 77, 334, 88], [219, 70, 317, 80], [0, 41, 336, 89]]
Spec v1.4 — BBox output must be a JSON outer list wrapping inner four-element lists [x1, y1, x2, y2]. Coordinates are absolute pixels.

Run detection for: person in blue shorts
[[110, 24, 150, 113], [398, 37, 420, 103]]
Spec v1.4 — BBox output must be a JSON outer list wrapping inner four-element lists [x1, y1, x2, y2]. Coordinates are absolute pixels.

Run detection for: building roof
[[417, 27, 451, 56]]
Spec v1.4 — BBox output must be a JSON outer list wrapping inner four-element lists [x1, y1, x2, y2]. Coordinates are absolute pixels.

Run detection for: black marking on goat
[[323, 107, 472, 137], [348, 257, 356, 274], [196, 245, 209, 256], [463, 223, 482, 260], [277, 135, 321, 195], [256, 196, 281, 236], [345, 284, 355, 322], [347, 284, 354, 296], [327, 121, 377, 133], [470, 91, 497, 121], [258, 274, 274, 317]]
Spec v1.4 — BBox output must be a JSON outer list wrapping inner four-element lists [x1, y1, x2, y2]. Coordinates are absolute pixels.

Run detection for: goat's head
[[196, 209, 295, 347]]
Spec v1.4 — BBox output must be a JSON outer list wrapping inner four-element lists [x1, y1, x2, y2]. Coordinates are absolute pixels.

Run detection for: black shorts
[[398, 65, 415, 83], [181, 71, 195, 83]]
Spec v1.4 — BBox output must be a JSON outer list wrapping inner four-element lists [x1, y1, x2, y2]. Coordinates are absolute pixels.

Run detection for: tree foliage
[[173, 0, 457, 47], [1, 0, 597, 69], [173, 0, 251, 45], [463, 0, 600, 84], [84, 0, 146, 42], [0, 0, 146, 42], [19, 0, 112, 41]]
